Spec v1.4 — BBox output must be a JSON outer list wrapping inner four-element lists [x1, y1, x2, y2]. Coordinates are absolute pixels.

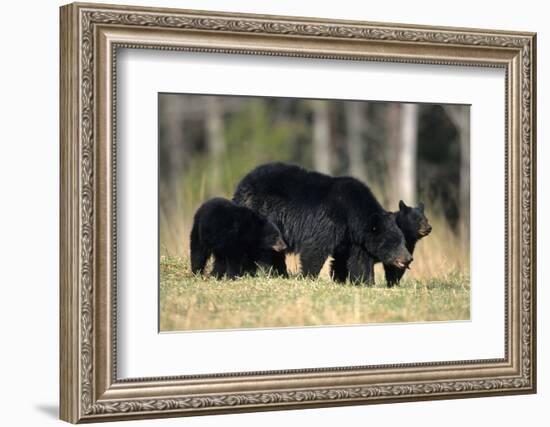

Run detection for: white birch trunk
[[399, 103, 419, 205], [312, 100, 331, 174]]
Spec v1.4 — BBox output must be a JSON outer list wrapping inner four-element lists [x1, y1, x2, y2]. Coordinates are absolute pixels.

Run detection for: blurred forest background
[[158, 93, 470, 280]]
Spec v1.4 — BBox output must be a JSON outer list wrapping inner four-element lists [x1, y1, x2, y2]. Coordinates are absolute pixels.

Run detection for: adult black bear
[[384, 200, 432, 286], [331, 200, 432, 286], [190, 197, 287, 279], [233, 162, 412, 283]]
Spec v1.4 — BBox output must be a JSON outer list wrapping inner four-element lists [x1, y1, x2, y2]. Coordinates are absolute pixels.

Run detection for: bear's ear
[[418, 202, 425, 212], [399, 200, 409, 211]]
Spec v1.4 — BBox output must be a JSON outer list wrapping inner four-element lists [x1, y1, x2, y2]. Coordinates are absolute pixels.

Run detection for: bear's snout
[[419, 224, 432, 237], [393, 253, 413, 269]]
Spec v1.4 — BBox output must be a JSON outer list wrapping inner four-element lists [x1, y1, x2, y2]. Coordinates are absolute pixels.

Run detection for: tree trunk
[[385, 103, 418, 209], [311, 100, 331, 174], [205, 96, 225, 194], [385, 103, 401, 208], [345, 101, 367, 182], [399, 103, 419, 205], [443, 105, 470, 245]]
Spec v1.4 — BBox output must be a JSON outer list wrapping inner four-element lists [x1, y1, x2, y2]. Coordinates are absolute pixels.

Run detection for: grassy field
[[160, 255, 470, 332]]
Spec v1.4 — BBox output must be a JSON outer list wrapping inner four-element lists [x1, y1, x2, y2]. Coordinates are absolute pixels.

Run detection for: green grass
[[160, 255, 470, 332]]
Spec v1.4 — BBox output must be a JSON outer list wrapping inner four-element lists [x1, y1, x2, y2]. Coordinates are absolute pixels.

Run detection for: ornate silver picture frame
[[60, 2, 536, 423]]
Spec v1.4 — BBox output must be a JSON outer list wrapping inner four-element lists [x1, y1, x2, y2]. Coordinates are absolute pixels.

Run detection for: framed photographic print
[[59, 2, 537, 423]]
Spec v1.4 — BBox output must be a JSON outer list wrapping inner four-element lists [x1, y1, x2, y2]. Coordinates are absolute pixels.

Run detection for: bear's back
[[234, 162, 336, 207], [234, 162, 386, 219], [331, 176, 383, 214]]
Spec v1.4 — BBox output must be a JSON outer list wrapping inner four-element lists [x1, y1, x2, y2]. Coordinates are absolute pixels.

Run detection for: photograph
[[158, 94, 471, 331]]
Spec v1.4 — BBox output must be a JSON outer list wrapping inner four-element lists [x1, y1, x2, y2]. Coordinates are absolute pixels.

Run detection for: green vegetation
[[160, 255, 470, 332]]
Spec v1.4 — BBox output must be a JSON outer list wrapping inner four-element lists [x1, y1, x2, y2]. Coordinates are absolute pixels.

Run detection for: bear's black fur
[[331, 200, 432, 286], [233, 162, 412, 283], [384, 200, 432, 286], [331, 244, 375, 285], [190, 197, 287, 279]]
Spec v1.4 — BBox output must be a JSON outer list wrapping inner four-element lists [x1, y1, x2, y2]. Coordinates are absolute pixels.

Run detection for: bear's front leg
[[225, 255, 246, 279], [331, 253, 349, 283], [383, 264, 405, 287], [346, 245, 374, 286]]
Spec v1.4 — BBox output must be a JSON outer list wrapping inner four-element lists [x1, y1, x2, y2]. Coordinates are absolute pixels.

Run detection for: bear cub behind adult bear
[[384, 200, 432, 286], [190, 197, 287, 279]]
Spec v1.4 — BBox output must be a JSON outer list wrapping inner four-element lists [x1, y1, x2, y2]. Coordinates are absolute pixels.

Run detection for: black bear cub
[[190, 197, 287, 279], [384, 200, 432, 286]]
